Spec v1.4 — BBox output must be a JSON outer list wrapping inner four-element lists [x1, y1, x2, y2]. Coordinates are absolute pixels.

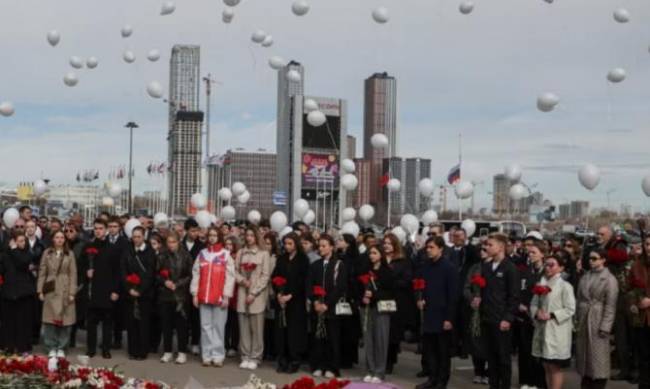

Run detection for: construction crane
[[202, 74, 223, 160]]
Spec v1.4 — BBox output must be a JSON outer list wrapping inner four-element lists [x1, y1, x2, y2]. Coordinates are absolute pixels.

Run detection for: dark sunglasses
[[589, 256, 601, 261]]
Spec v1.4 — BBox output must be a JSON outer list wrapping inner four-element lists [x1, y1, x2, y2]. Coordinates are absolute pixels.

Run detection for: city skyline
[[1, 1, 649, 211]]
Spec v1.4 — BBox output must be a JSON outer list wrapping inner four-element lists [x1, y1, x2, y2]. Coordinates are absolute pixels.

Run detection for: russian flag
[[447, 164, 461, 185]]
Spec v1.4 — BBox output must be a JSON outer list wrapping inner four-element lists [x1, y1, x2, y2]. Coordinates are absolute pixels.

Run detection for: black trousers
[[190, 305, 200, 346], [310, 316, 341, 374], [422, 331, 452, 387], [125, 299, 151, 358], [87, 307, 113, 354], [638, 326, 650, 389], [1, 297, 33, 353], [150, 308, 162, 353], [613, 303, 634, 375], [159, 302, 188, 353], [112, 299, 126, 345], [517, 320, 546, 388], [581, 377, 608, 389], [225, 308, 239, 351], [473, 356, 487, 377], [33, 299, 42, 343], [340, 312, 360, 368], [483, 322, 512, 389]]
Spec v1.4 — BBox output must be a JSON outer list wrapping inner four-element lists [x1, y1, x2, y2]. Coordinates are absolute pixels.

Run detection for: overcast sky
[[0, 0, 649, 211]]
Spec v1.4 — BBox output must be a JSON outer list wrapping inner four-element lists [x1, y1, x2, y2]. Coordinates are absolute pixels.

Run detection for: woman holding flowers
[[575, 248, 618, 389], [359, 244, 395, 384], [271, 232, 310, 373], [530, 251, 576, 389]]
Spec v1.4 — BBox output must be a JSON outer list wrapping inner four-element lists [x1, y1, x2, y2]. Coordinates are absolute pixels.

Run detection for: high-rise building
[[363, 72, 397, 206], [570, 200, 589, 219], [380, 157, 431, 223], [558, 203, 570, 220], [347, 135, 357, 160], [492, 174, 511, 215], [207, 149, 277, 218], [352, 159, 372, 208], [167, 45, 203, 216], [276, 61, 305, 214]]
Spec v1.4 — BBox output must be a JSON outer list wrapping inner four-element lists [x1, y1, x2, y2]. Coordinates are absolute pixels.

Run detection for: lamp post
[[125, 121, 139, 214]]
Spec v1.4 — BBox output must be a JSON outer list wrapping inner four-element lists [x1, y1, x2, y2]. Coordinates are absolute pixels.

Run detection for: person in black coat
[[272, 233, 310, 373], [25, 220, 45, 343], [182, 218, 205, 355], [383, 233, 414, 374], [0, 233, 36, 353], [122, 226, 155, 360], [79, 218, 121, 359], [64, 223, 88, 348], [474, 233, 520, 389], [416, 236, 459, 389], [106, 217, 128, 349], [336, 233, 362, 369], [308, 234, 348, 378]]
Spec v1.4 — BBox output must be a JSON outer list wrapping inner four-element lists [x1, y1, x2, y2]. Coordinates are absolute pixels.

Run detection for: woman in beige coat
[[234, 225, 271, 370], [37, 230, 77, 358], [575, 248, 618, 389]]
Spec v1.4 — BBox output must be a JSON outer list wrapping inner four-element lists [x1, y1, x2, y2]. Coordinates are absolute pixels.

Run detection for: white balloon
[[101, 196, 115, 207], [341, 159, 356, 174], [237, 190, 251, 204], [418, 178, 434, 197], [270, 211, 288, 232], [86, 57, 99, 69], [303, 209, 316, 225], [387, 178, 401, 193], [223, 0, 241, 6], [251, 30, 266, 43], [222, 8, 235, 23], [642, 176, 650, 197], [358, 204, 375, 222], [286, 69, 302, 83], [341, 208, 356, 222], [221, 205, 236, 220], [341, 221, 361, 237], [341, 174, 359, 191], [307, 110, 327, 127], [292, 0, 310, 16], [248, 210, 262, 224], [400, 214, 419, 234], [69, 56, 84, 69], [269, 56, 287, 70], [153, 212, 169, 227], [191, 193, 207, 209], [280, 226, 294, 239], [461, 219, 477, 237], [47, 30, 60, 47], [123, 50, 136, 63], [109, 183, 122, 198], [509, 184, 527, 201], [459, 1, 474, 14], [536, 92, 560, 113], [33, 179, 48, 196], [147, 81, 164, 99], [147, 49, 161, 62], [121, 25, 133, 38], [370, 133, 389, 149], [0, 101, 15, 117], [607, 68, 626, 83], [161, 1, 176, 15], [613, 8, 630, 23], [232, 182, 247, 196], [261, 35, 274, 47], [2, 208, 19, 228], [293, 199, 310, 218], [124, 218, 142, 239], [63, 72, 78, 87], [391, 226, 407, 244], [372, 7, 390, 24], [455, 181, 474, 199], [210, 214, 218, 225], [578, 164, 601, 191], [218, 187, 233, 201], [195, 210, 212, 228], [505, 164, 523, 183], [421, 210, 438, 225]]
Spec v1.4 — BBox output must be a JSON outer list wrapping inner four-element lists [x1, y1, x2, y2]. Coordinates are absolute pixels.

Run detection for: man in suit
[[182, 218, 205, 355], [106, 217, 128, 349]]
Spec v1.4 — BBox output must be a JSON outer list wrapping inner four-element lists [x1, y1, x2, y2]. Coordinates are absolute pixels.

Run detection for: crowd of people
[[0, 205, 649, 389]]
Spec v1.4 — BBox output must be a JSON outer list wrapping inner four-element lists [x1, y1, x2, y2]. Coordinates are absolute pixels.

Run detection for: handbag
[[42, 252, 64, 295], [377, 300, 397, 313], [335, 298, 353, 316]]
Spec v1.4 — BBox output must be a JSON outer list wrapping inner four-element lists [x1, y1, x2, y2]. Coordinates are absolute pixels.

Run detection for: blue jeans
[[199, 305, 228, 362], [43, 324, 71, 353]]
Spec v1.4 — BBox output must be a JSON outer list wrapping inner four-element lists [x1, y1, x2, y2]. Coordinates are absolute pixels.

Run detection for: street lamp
[[125, 121, 139, 214]]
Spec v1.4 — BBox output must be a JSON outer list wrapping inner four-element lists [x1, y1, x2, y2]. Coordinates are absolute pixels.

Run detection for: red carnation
[[0, 275, 4, 286], [532, 284, 552, 296], [85, 247, 99, 256], [630, 276, 646, 290], [357, 273, 372, 286], [272, 276, 287, 288], [159, 269, 170, 279], [312, 285, 326, 298], [241, 262, 257, 272], [412, 278, 426, 291], [607, 248, 629, 265], [470, 274, 487, 289], [126, 273, 141, 286]]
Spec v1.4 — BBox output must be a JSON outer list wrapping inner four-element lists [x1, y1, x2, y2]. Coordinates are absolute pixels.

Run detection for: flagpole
[[458, 133, 463, 221]]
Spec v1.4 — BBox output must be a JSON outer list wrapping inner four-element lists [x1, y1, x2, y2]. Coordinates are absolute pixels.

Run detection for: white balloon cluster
[[421, 210, 438, 225], [341, 221, 360, 237], [269, 56, 287, 70], [195, 210, 212, 228], [418, 178, 434, 197], [232, 182, 247, 196], [248, 210, 262, 225], [341, 208, 356, 222], [455, 181, 474, 199], [387, 179, 401, 193], [307, 110, 326, 127], [341, 174, 358, 191], [33, 179, 48, 197], [358, 205, 375, 222], [370, 133, 389, 150], [286, 69, 302, 83], [221, 205, 236, 220], [0, 102, 15, 117], [303, 210, 316, 225], [191, 193, 207, 209], [270, 211, 288, 232], [509, 183, 527, 201], [293, 199, 310, 219], [341, 159, 356, 174], [2, 208, 19, 228], [218, 187, 233, 201], [304, 99, 319, 113]]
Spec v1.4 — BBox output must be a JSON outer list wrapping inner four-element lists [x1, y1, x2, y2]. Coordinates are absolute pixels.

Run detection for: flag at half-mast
[[447, 164, 461, 185]]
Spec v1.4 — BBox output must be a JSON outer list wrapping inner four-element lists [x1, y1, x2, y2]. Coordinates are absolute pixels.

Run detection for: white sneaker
[[175, 353, 187, 364], [226, 349, 237, 358], [370, 377, 383, 384], [191, 345, 200, 355], [240, 360, 249, 369], [324, 371, 335, 379], [56, 350, 65, 359], [160, 353, 173, 363], [248, 361, 258, 370], [48, 350, 56, 358], [481, 377, 489, 385], [312, 370, 323, 377], [363, 375, 373, 383], [473, 376, 482, 384], [212, 359, 224, 367]]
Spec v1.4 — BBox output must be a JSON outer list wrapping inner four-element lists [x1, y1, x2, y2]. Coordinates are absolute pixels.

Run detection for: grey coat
[[575, 267, 618, 379]]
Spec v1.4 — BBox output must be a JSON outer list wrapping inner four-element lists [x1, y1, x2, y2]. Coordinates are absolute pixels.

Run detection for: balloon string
[[248, 44, 257, 71]]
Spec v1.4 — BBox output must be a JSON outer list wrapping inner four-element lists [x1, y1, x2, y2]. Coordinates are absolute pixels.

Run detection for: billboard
[[301, 153, 339, 188]]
